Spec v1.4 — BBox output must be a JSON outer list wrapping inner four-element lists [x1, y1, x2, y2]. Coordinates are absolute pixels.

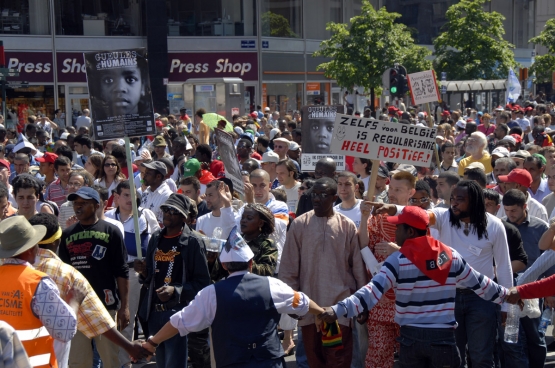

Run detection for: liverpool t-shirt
[[59, 219, 129, 310]]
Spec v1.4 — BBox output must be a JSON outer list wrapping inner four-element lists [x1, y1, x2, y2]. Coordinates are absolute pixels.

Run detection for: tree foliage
[[313, 1, 432, 93], [433, 0, 517, 80], [529, 18, 555, 83], [262, 12, 298, 38]]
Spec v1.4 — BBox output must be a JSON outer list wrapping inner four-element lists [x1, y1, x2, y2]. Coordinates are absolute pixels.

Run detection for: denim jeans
[[455, 290, 500, 368], [147, 309, 188, 368], [396, 326, 460, 368], [295, 327, 309, 368]]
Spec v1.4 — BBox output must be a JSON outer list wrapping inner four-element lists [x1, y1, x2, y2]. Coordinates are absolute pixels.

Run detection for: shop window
[[304, 0, 341, 40], [265, 83, 302, 112], [166, 0, 257, 36], [55, 0, 143, 36], [261, 0, 301, 38], [0, 0, 50, 35]]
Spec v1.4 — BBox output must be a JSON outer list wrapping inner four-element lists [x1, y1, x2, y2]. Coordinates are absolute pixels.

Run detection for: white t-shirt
[[75, 115, 91, 129], [277, 182, 301, 212], [334, 200, 362, 228], [103, 216, 125, 238], [196, 206, 236, 239]]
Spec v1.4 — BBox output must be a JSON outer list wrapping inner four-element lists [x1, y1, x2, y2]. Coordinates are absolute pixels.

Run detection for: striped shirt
[[332, 248, 508, 329], [0, 321, 31, 368], [517, 249, 555, 286], [45, 178, 68, 208]]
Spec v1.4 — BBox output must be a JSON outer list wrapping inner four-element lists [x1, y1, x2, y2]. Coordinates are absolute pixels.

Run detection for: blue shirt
[[528, 178, 549, 203]]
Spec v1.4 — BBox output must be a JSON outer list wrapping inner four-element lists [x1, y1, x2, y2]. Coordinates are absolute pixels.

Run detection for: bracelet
[[146, 336, 159, 348]]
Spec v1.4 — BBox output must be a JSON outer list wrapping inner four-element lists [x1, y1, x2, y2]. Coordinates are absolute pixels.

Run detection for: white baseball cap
[[220, 226, 254, 263], [261, 151, 279, 163]]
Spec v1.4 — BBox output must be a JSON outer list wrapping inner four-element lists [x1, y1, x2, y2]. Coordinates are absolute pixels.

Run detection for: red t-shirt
[[121, 164, 138, 179]]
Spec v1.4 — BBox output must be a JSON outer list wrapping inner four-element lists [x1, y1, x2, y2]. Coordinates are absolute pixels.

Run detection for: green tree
[[433, 0, 517, 80], [313, 1, 431, 96], [261, 12, 298, 38], [529, 18, 555, 83]]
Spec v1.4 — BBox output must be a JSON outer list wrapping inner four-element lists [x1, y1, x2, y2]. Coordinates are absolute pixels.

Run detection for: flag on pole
[[506, 68, 521, 104]]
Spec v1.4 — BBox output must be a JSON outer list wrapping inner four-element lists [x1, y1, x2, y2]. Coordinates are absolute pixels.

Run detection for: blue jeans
[[295, 327, 309, 368], [501, 314, 546, 368], [454, 290, 500, 368], [147, 309, 188, 368], [396, 326, 460, 368]]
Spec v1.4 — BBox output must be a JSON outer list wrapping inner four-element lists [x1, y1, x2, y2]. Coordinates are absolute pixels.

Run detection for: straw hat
[[0, 216, 46, 258]]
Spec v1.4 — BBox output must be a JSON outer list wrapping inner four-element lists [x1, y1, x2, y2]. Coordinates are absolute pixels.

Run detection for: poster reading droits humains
[[84, 48, 155, 140]]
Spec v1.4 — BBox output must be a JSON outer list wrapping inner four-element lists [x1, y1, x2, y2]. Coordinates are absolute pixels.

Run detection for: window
[[166, 0, 256, 36], [304, 0, 342, 40], [261, 0, 301, 38], [0, 0, 50, 35], [56, 0, 143, 36]]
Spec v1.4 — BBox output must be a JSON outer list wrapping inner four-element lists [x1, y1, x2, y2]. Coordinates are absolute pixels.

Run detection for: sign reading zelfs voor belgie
[[329, 114, 437, 166], [407, 70, 440, 106]]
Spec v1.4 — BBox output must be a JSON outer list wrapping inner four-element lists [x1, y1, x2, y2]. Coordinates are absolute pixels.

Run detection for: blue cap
[[240, 132, 254, 144], [68, 187, 100, 203]]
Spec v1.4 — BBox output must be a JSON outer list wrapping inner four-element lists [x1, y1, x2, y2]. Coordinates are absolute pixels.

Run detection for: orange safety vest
[[0, 264, 58, 368]]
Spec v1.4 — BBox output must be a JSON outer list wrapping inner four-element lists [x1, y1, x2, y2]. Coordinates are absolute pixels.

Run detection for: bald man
[[296, 158, 337, 217]]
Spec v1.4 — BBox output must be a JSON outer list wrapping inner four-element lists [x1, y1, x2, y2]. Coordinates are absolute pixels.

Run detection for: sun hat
[[0, 216, 47, 258]]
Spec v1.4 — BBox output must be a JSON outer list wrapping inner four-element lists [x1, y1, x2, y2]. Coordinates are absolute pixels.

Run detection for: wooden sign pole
[[365, 159, 381, 201], [426, 103, 441, 170]]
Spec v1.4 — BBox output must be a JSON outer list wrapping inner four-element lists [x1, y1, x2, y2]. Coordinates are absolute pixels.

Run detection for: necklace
[[79, 220, 99, 232], [463, 222, 470, 236]]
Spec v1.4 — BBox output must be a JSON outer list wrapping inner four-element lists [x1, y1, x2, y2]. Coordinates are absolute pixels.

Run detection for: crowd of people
[[3, 98, 555, 368]]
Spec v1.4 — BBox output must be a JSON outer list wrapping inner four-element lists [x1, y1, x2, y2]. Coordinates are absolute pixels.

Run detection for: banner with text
[[330, 114, 437, 166], [84, 48, 155, 140], [214, 129, 245, 197], [407, 70, 440, 105]]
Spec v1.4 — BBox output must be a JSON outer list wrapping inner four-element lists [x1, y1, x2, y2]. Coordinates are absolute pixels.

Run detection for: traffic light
[[389, 67, 399, 96], [397, 66, 408, 97]]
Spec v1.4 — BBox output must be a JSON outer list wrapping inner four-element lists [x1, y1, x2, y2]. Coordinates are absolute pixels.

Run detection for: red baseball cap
[[387, 206, 429, 230], [155, 121, 164, 128], [249, 112, 258, 119], [388, 106, 399, 113], [0, 159, 9, 171], [441, 111, 451, 116], [510, 133, 522, 144], [497, 168, 532, 188], [36, 152, 58, 164]]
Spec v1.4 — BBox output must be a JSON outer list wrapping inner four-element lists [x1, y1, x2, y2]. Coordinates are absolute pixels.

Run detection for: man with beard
[[458, 131, 493, 175], [371, 180, 513, 368], [295, 157, 336, 217]]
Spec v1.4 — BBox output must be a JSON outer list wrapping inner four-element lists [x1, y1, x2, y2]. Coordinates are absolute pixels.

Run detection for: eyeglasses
[[310, 192, 331, 199], [104, 163, 117, 167], [67, 182, 83, 188], [240, 171, 250, 176], [409, 197, 430, 204], [161, 207, 182, 216]]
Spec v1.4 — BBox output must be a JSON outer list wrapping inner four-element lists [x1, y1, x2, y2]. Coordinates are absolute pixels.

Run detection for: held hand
[[360, 201, 373, 217], [356, 310, 369, 325], [141, 341, 156, 359], [117, 307, 130, 331], [318, 307, 338, 324], [545, 296, 555, 309], [128, 340, 151, 362], [505, 287, 521, 304], [375, 242, 400, 257], [133, 259, 147, 276], [156, 285, 175, 302], [315, 314, 323, 333]]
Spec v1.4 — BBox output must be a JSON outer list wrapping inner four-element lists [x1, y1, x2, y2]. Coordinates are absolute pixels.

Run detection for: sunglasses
[[161, 207, 182, 216], [409, 197, 430, 204], [104, 163, 117, 167]]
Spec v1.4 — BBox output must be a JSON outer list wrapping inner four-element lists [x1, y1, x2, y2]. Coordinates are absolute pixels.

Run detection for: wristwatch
[[146, 336, 159, 348]]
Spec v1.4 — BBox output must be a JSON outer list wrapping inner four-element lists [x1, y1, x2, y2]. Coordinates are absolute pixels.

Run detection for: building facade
[[0, 0, 550, 128]]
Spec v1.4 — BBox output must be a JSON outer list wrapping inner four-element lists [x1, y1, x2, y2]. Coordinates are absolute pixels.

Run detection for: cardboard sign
[[407, 70, 440, 105], [214, 129, 245, 196], [329, 114, 436, 166], [84, 48, 155, 140]]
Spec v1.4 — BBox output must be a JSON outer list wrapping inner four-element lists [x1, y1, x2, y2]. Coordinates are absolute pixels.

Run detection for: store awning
[[443, 80, 507, 92]]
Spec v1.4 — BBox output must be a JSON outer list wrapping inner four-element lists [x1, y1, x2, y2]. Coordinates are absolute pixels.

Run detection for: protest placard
[[214, 128, 245, 196], [329, 114, 437, 166], [407, 70, 440, 106], [301, 105, 345, 171], [84, 48, 155, 140]]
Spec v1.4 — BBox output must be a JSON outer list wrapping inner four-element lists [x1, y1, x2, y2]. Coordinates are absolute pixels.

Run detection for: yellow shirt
[[34, 248, 115, 339], [458, 153, 493, 176]]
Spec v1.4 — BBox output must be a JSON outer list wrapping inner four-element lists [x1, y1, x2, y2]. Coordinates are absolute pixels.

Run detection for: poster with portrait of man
[[84, 48, 155, 141], [300, 105, 345, 171]]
